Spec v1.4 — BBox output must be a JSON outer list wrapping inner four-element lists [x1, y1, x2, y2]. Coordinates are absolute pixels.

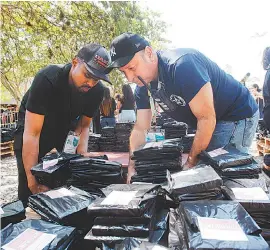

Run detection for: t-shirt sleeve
[[174, 54, 211, 103], [83, 82, 105, 118], [26, 72, 53, 115], [134, 85, 151, 109]]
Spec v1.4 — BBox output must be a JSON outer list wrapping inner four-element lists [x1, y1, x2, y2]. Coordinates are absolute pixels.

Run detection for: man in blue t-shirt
[[109, 33, 259, 183]]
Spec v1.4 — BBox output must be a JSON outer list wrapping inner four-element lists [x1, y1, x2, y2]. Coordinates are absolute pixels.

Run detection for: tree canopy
[[1, 1, 169, 103]]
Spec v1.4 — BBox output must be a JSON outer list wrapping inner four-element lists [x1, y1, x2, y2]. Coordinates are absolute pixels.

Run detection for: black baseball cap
[[109, 32, 150, 68], [77, 43, 112, 84]]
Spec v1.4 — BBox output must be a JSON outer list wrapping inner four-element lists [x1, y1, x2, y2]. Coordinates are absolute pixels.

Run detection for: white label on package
[[143, 141, 163, 149], [2, 228, 56, 250], [171, 169, 198, 178], [42, 158, 58, 170], [45, 187, 75, 199], [208, 148, 228, 157], [231, 187, 269, 201], [0, 207, 4, 214], [197, 217, 248, 241], [101, 191, 137, 205]]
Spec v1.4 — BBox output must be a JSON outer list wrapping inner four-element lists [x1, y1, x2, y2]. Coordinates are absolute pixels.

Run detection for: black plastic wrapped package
[[168, 209, 188, 250], [200, 145, 253, 169], [68, 157, 124, 196], [84, 209, 168, 248], [177, 200, 268, 250], [31, 152, 81, 188], [87, 184, 160, 217], [1, 219, 76, 250], [0, 200, 25, 228], [167, 165, 222, 195], [220, 162, 262, 179], [108, 237, 169, 250], [28, 186, 96, 227]]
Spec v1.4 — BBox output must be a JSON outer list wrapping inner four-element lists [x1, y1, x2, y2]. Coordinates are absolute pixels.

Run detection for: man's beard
[[69, 76, 90, 93]]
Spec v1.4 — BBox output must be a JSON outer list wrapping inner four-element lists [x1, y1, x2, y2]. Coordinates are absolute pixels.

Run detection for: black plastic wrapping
[[220, 161, 262, 179], [87, 184, 159, 217], [1, 219, 76, 250], [84, 209, 169, 248], [88, 133, 101, 152], [67, 157, 124, 196], [1, 127, 15, 142], [131, 139, 183, 183], [28, 186, 96, 228], [168, 209, 188, 250], [168, 165, 222, 195], [200, 145, 253, 169], [0, 200, 25, 228], [182, 134, 195, 153], [222, 177, 270, 230], [177, 200, 268, 249], [162, 121, 188, 139], [31, 152, 81, 188], [106, 237, 169, 250]]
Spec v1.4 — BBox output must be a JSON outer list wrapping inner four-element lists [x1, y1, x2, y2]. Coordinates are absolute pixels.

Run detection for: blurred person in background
[[117, 83, 136, 123], [262, 46, 270, 177], [100, 87, 116, 128], [249, 83, 264, 118]]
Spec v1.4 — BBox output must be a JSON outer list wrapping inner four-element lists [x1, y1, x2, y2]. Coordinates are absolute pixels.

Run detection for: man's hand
[[127, 164, 136, 184], [28, 177, 50, 194], [182, 156, 197, 170]]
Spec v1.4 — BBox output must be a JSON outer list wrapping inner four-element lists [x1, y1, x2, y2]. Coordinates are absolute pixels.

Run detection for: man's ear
[[145, 46, 155, 62], [72, 57, 79, 67]]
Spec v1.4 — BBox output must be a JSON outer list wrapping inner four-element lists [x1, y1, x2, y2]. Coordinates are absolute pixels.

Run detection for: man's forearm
[[76, 127, 89, 154], [22, 134, 39, 182], [188, 117, 216, 165]]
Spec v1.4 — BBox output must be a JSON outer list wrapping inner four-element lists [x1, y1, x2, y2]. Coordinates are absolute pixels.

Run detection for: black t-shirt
[[120, 98, 135, 111], [100, 98, 116, 118], [14, 63, 104, 158]]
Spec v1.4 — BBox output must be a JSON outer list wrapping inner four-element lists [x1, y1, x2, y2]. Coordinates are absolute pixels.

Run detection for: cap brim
[[110, 55, 135, 68], [84, 63, 112, 85]]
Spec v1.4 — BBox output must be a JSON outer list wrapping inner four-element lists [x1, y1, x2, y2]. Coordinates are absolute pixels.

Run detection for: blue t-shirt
[[135, 48, 258, 128]]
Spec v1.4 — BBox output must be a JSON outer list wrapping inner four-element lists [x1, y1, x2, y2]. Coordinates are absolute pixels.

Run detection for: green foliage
[[1, 1, 169, 102]]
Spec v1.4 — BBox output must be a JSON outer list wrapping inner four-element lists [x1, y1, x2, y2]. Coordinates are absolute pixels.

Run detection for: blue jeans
[[207, 110, 259, 153], [100, 117, 116, 128]]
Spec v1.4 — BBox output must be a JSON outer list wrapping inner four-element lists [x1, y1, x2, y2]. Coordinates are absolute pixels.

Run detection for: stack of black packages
[[99, 127, 117, 152], [222, 177, 270, 245], [28, 186, 96, 229], [103, 237, 169, 250], [200, 145, 261, 179], [163, 121, 188, 139], [98, 124, 133, 152], [131, 139, 183, 184], [182, 134, 195, 153], [31, 152, 81, 188], [167, 165, 224, 202], [1, 219, 76, 249], [114, 123, 133, 152], [1, 127, 15, 142], [88, 133, 101, 152], [156, 112, 174, 126], [170, 200, 269, 249], [1, 200, 25, 228], [67, 157, 124, 197], [84, 184, 169, 249]]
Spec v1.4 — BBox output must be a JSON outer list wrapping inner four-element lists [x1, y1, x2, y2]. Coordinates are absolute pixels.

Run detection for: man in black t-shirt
[[14, 43, 111, 205]]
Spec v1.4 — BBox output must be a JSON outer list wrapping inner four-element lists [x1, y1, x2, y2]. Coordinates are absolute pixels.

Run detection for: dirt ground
[[1, 155, 18, 205], [0, 140, 260, 205]]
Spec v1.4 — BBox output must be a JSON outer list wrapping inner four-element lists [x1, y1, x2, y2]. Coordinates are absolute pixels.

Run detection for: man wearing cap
[[14, 43, 111, 205], [109, 32, 259, 183]]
